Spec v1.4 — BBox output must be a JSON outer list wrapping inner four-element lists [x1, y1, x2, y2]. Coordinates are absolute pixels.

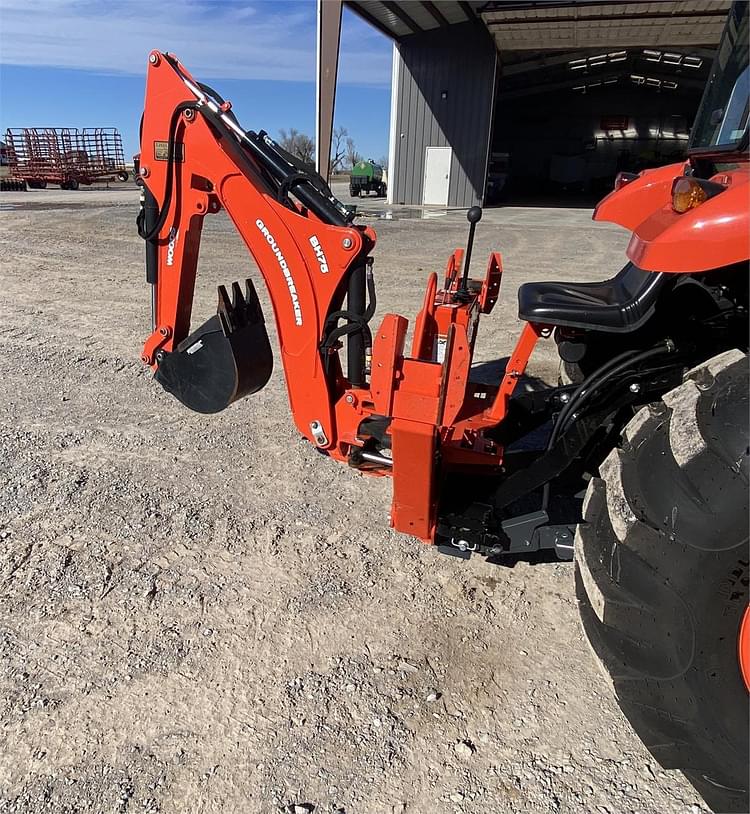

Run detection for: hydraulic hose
[[491, 339, 678, 514], [137, 101, 195, 242], [320, 263, 377, 377], [547, 339, 676, 450]]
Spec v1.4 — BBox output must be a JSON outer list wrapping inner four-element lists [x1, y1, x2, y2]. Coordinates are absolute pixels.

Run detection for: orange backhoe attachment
[[136, 51, 547, 545], [134, 51, 743, 566]]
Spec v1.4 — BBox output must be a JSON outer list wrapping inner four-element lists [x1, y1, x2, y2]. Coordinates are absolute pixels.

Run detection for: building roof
[[345, 0, 731, 49], [346, 1, 483, 40]]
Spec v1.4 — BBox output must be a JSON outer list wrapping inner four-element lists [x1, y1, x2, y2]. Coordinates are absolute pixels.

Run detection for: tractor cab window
[[690, 2, 749, 153]]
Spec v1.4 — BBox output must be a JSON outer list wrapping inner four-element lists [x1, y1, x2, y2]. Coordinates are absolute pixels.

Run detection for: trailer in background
[[0, 140, 26, 191], [3, 128, 129, 190], [349, 159, 386, 197]]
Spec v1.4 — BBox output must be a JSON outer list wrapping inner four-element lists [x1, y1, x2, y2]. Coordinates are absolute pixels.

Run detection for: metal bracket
[[536, 524, 576, 560], [310, 420, 328, 447], [501, 510, 549, 553]]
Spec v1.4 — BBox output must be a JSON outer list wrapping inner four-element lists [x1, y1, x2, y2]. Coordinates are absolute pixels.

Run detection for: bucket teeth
[[244, 278, 263, 322], [217, 284, 234, 335], [217, 278, 263, 336], [231, 280, 245, 311]]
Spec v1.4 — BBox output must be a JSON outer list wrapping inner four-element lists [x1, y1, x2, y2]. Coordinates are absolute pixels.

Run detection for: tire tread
[[575, 350, 750, 813]]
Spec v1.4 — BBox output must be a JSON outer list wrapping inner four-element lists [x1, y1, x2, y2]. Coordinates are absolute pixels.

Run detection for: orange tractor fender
[[594, 161, 750, 273]]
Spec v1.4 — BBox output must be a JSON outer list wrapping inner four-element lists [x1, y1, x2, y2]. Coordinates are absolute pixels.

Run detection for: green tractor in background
[[349, 158, 386, 197]]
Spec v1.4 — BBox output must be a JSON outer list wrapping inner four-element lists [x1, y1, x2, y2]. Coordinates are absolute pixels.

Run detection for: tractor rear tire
[[575, 348, 749, 813]]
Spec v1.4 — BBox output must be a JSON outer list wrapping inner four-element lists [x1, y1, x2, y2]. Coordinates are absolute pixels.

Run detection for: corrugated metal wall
[[391, 22, 497, 208]]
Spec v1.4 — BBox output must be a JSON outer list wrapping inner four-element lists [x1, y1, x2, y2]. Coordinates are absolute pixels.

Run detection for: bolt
[[156, 351, 164, 362], [559, 393, 570, 403], [342, 237, 353, 249], [158, 326, 171, 338], [629, 382, 641, 393], [140, 166, 150, 178], [345, 394, 355, 404], [184, 108, 195, 121], [149, 53, 160, 66]]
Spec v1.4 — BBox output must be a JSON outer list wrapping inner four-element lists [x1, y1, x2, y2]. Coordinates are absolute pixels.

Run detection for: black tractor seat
[[517, 263, 669, 333]]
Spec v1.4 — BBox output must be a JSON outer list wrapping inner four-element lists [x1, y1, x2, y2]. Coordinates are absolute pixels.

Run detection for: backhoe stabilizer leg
[[154, 278, 273, 414]]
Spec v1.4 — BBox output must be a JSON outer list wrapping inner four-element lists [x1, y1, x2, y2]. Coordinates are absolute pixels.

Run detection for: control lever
[[455, 206, 482, 301]]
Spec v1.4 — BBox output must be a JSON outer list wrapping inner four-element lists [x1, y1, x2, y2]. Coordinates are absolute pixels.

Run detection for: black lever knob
[[456, 206, 483, 300]]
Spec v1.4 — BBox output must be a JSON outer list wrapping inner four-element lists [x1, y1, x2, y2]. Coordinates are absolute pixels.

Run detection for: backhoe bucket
[[155, 279, 273, 414]]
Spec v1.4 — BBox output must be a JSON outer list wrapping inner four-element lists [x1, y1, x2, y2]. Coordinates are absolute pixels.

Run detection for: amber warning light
[[671, 176, 726, 214]]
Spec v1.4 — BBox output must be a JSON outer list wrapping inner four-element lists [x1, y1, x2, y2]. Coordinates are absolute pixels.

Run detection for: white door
[[422, 146, 451, 206]]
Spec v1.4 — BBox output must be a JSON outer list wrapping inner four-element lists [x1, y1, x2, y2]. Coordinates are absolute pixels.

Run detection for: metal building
[[318, 1, 731, 208]]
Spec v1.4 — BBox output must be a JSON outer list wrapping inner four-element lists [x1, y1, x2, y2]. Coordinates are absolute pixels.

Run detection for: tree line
[[278, 126, 387, 173]]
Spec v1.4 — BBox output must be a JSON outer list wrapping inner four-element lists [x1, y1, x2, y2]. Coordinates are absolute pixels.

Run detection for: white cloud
[[0, 0, 391, 85]]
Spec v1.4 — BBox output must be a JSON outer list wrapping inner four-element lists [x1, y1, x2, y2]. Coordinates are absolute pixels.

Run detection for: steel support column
[[316, 0, 343, 181]]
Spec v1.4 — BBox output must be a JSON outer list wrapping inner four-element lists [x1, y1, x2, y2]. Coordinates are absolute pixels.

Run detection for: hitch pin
[[359, 450, 393, 467]]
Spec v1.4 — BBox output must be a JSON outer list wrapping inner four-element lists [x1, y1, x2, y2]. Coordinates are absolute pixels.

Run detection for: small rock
[[397, 661, 418, 674], [454, 740, 475, 760], [449, 792, 464, 803], [292, 805, 313, 814]]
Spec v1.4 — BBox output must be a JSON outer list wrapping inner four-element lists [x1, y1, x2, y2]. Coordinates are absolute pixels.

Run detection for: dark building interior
[[488, 45, 711, 205]]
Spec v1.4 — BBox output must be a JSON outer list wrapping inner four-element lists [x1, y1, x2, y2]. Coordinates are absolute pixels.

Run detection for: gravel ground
[[0, 184, 707, 813]]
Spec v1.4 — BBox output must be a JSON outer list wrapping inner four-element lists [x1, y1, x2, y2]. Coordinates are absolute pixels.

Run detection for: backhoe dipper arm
[[137, 51, 375, 450]]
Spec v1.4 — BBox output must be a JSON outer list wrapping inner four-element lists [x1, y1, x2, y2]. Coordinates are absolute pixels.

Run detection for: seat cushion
[[518, 263, 668, 333]]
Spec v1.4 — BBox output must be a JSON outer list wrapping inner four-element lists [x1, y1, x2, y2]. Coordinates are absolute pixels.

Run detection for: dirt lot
[[0, 185, 707, 813]]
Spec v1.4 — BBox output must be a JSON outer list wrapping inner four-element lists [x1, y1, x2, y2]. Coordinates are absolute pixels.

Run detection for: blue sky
[[0, 0, 393, 161]]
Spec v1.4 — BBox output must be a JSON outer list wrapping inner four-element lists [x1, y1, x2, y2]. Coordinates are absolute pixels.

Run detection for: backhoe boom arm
[[138, 52, 374, 447]]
